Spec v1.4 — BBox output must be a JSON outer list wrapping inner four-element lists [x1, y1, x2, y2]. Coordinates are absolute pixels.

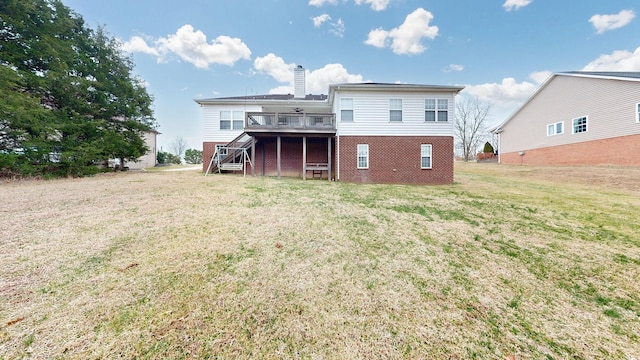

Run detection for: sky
[[60, 0, 640, 152]]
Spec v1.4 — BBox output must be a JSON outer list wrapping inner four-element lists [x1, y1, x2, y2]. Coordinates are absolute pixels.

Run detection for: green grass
[[1, 164, 639, 359]]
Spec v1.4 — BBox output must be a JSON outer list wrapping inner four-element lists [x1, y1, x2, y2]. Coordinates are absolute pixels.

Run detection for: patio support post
[[251, 136, 255, 176], [302, 136, 307, 180], [277, 135, 281, 179], [327, 137, 332, 181]]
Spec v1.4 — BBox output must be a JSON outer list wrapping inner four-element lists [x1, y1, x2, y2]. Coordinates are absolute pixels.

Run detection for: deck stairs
[[205, 132, 253, 175]]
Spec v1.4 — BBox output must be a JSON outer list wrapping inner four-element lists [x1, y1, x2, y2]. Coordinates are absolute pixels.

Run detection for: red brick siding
[[205, 137, 335, 177], [500, 134, 640, 166], [338, 136, 454, 184]]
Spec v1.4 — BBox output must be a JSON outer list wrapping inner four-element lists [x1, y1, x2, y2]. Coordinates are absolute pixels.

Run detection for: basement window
[[547, 121, 563, 136], [357, 144, 369, 169], [572, 116, 588, 134], [421, 144, 432, 169]]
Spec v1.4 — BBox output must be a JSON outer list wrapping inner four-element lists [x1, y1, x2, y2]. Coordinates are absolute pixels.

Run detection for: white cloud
[[253, 53, 294, 83], [355, 0, 391, 11], [312, 14, 331, 27], [582, 46, 640, 71], [121, 25, 251, 69], [309, 0, 338, 7], [443, 64, 464, 72], [589, 9, 635, 34], [253, 54, 364, 94], [121, 36, 159, 56], [312, 15, 345, 37], [462, 77, 538, 107], [330, 18, 346, 37], [364, 8, 439, 55], [529, 70, 552, 84], [503, 0, 533, 12]]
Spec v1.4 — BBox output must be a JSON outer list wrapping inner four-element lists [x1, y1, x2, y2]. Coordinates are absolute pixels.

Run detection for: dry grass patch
[[1, 164, 639, 359]]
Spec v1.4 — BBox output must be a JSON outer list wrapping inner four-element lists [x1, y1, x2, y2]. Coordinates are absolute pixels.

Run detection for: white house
[[196, 67, 463, 184]]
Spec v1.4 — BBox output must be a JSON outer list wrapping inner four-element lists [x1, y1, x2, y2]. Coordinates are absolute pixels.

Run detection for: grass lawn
[[1, 163, 639, 359]]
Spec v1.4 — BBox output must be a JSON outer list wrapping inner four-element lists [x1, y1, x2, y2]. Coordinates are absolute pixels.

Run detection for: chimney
[[294, 65, 305, 99]]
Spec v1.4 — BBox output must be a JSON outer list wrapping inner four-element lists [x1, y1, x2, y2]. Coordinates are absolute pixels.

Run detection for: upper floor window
[[572, 116, 587, 134], [637, 103, 640, 123], [389, 99, 402, 122], [357, 144, 369, 169], [547, 121, 563, 136], [421, 144, 432, 169], [220, 110, 244, 130], [341, 98, 353, 122], [425, 99, 448, 121]]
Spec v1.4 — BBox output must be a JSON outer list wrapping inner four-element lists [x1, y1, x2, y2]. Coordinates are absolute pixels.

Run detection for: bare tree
[[454, 97, 491, 161], [170, 137, 188, 162]]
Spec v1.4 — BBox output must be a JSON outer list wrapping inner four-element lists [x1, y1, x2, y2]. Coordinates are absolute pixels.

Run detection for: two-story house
[[491, 72, 640, 166], [196, 66, 463, 184]]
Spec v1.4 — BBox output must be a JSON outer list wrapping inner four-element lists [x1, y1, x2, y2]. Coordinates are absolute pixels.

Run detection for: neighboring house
[[196, 66, 463, 184], [491, 72, 640, 166], [124, 129, 159, 169]]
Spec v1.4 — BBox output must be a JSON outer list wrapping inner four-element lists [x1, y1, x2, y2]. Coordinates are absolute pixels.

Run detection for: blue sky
[[61, 0, 640, 152]]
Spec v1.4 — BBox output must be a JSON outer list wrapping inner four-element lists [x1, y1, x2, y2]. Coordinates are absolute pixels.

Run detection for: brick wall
[[338, 136, 454, 184], [500, 133, 640, 166]]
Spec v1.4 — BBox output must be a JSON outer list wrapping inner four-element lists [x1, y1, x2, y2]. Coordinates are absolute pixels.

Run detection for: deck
[[245, 112, 336, 135]]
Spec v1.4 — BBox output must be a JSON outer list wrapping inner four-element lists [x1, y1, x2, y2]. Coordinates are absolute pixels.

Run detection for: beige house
[[124, 130, 159, 169], [491, 72, 640, 166]]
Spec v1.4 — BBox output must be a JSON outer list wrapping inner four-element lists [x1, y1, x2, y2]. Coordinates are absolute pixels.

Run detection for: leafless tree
[[170, 136, 188, 161], [454, 97, 491, 161]]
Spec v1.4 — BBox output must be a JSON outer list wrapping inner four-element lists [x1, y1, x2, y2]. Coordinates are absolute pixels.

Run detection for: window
[[572, 116, 587, 134], [357, 144, 369, 169], [437, 99, 448, 121], [341, 98, 353, 122], [220, 111, 244, 130], [637, 103, 640, 123], [421, 144, 432, 169], [425, 99, 448, 121], [215, 144, 227, 157], [547, 121, 563, 136], [390, 99, 402, 122]]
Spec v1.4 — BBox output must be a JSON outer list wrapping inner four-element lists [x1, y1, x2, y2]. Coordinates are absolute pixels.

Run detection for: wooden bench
[[304, 162, 329, 179], [220, 163, 244, 171]]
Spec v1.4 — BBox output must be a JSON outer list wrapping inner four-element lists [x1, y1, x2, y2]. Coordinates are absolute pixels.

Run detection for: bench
[[220, 163, 244, 171], [304, 163, 329, 179]]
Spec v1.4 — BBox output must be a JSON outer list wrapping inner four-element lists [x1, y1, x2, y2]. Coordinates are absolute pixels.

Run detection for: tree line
[[0, 0, 155, 178]]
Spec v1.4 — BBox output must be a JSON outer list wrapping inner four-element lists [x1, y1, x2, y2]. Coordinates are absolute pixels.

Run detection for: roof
[[490, 71, 640, 133], [195, 82, 464, 106]]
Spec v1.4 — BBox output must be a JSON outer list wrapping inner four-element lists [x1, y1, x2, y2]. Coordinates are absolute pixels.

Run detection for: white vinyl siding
[[389, 99, 402, 122], [357, 144, 369, 169], [498, 75, 640, 154], [335, 92, 456, 137], [341, 98, 354, 122], [572, 116, 588, 134], [547, 121, 563, 136], [202, 104, 261, 143], [421, 144, 432, 169]]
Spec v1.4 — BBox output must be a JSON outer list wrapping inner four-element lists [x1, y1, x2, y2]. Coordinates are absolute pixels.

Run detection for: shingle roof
[[561, 71, 640, 80], [199, 94, 328, 101]]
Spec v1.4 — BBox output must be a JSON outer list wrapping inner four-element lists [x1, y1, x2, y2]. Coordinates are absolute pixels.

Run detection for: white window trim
[[421, 144, 432, 169], [425, 98, 448, 122], [572, 116, 588, 134], [389, 99, 403, 122], [547, 121, 564, 136], [220, 110, 244, 130], [357, 144, 369, 169], [341, 98, 354, 122]]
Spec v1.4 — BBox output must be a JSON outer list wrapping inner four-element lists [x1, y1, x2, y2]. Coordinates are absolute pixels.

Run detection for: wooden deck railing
[[246, 112, 336, 131]]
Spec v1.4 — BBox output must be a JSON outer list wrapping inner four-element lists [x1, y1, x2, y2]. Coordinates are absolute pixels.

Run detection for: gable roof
[[490, 71, 640, 133]]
